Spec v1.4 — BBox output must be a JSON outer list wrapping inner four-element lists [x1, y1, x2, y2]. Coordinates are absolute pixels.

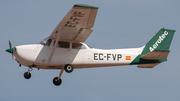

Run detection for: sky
[[1, 0, 180, 101]]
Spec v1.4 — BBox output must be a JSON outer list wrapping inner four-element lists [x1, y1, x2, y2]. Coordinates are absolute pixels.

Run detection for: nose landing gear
[[24, 72, 31, 79], [24, 67, 33, 79]]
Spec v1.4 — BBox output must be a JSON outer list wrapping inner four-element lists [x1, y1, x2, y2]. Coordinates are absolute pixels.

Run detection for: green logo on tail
[[149, 31, 168, 51]]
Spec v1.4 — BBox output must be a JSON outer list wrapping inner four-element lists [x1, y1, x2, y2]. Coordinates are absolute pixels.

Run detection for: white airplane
[[6, 4, 176, 86]]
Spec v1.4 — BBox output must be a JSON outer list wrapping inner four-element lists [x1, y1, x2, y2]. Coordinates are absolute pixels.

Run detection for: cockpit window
[[45, 39, 52, 46], [40, 37, 52, 46], [72, 43, 86, 49], [57, 41, 70, 48]]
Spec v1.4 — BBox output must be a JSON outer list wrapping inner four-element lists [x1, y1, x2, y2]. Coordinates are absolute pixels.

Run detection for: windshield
[[40, 37, 52, 46]]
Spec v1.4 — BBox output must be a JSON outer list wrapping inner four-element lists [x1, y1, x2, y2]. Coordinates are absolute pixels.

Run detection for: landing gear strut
[[24, 67, 32, 79], [53, 68, 64, 86], [53, 64, 74, 86]]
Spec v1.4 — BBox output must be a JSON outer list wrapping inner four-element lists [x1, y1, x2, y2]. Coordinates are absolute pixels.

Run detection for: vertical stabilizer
[[141, 28, 175, 56], [131, 28, 175, 67]]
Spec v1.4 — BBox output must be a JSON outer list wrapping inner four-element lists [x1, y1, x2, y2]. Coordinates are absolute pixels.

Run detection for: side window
[[72, 43, 86, 49], [57, 41, 70, 48]]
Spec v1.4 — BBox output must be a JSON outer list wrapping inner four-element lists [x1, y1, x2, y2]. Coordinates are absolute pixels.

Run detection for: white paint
[[13, 42, 144, 69]]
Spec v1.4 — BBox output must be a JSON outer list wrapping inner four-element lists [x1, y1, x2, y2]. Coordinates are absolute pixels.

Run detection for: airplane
[[6, 4, 176, 86]]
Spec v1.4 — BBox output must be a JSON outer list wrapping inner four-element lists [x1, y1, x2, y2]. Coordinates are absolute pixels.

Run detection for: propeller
[[9, 40, 12, 49], [6, 40, 14, 61], [6, 41, 13, 54], [6, 41, 21, 66]]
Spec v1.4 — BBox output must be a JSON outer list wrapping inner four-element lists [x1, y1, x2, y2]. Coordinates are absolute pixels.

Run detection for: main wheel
[[24, 72, 31, 79], [53, 77, 62, 86], [64, 64, 73, 73]]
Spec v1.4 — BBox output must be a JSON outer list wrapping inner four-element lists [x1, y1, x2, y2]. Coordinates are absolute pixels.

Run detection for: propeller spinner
[[6, 41, 13, 53]]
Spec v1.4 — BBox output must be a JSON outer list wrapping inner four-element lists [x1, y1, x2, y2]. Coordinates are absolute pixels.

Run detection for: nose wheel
[[24, 72, 31, 79], [24, 67, 32, 79]]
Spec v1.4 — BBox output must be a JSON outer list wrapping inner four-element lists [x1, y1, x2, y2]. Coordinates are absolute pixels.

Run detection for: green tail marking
[[131, 28, 175, 64], [141, 28, 175, 55]]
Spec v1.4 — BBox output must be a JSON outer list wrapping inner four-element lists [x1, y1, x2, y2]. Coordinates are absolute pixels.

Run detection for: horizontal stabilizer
[[138, 63, 160, 68], [141, 50, 169, 60]]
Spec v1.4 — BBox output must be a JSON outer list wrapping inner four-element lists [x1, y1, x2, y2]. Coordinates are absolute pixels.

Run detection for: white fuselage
[[13, 42, 144, 69]]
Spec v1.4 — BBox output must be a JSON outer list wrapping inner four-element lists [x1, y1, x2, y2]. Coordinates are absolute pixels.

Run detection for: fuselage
[[13, 41, 144, 69]]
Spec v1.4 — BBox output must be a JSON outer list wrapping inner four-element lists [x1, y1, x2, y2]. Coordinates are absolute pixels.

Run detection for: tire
[[64, 64, 73, 73], [24, 72, 31, 79], [53, 77, 62, 86]]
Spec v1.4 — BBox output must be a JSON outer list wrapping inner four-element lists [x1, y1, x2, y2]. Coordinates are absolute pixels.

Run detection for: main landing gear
[[53, 64, 73, 86], [23, 64, 73, 86], [53, 68, 63, 86], [64, 64, 73, 73]]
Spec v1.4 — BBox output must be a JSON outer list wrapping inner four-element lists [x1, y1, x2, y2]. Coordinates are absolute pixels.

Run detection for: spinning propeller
[[6, 41, 13, 54]]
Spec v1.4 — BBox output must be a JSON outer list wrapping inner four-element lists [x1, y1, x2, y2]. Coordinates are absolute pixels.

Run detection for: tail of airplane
[[131, 28, 176, 68], [141, 28, 175, 55]]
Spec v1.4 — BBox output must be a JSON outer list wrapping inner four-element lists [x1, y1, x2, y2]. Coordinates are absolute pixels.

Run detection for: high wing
[[49, 4, 98, 42]]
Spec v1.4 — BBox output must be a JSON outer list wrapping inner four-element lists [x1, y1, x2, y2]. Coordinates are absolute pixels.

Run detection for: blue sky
[[1, 0, 180, 101]]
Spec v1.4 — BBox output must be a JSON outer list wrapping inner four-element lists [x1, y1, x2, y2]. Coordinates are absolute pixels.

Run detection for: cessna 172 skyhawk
[[6, 4, 175, 86]]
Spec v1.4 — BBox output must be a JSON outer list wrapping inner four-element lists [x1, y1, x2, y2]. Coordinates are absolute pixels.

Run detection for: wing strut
[[48, 28, 62, 63]]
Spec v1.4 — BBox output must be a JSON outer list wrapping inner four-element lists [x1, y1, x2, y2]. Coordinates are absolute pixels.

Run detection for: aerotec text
[[149, 31, 168, 51]]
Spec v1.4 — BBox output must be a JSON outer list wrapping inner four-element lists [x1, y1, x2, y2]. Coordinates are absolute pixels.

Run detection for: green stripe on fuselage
[[130, 55, 161, 65]]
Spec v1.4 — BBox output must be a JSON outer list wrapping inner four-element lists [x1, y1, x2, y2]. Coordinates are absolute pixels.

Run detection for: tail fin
[[141, 28, 175, 56], [130, 28, 175, 68]]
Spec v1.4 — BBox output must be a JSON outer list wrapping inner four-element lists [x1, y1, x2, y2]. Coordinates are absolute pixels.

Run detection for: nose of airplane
[[6, 47, 17, 61], [6, 48, 13, 53], [12, 45, 37, 66], [5, 42, 17, 62], [6, 41, 14, 54]]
